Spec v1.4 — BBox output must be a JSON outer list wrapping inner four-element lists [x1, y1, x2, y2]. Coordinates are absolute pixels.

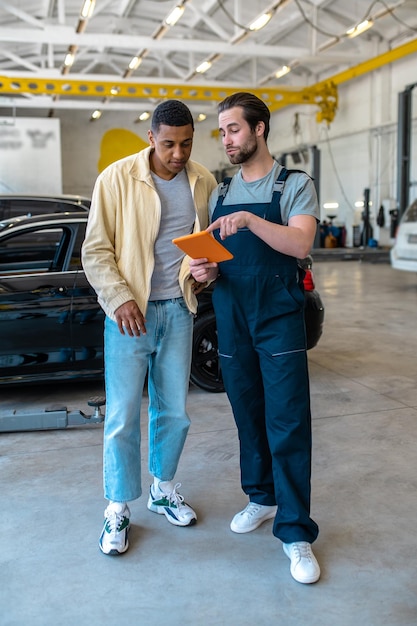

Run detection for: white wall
[[0, 117, 62, 194]]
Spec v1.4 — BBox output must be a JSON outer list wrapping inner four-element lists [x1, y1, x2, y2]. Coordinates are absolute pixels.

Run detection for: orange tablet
[[172, 230, 233, 262]]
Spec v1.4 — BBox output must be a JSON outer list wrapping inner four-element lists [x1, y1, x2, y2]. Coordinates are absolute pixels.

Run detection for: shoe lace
[[245, 503, 263, 517], [105, 509, 126, 533], [167, 482, 185, 508], [292, 542, 313, 561]]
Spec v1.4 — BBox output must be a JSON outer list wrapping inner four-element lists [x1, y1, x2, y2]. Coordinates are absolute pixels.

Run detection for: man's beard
[[227, 136, 258, 164]]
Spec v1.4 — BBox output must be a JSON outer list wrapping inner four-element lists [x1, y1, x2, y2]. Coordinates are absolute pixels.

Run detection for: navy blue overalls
[[212, 168, 319, 544]]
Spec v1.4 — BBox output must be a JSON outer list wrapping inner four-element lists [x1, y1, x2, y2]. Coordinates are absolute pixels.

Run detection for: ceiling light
[[249, 12, 272, 32], [346, 19, 374, 38], [128, 56, 142, 71], [64, 53, 75, 68], [195, 61, 212, 74], [134, 111, 151, 123], [165, 4, 185, 26], [90, 109, 102, 121], [355, 200, 372, 207], [323, 202, 339, 210], [197, 113, 207, 122], [275, 65, 290, 79], [80, 0, 96, 20]]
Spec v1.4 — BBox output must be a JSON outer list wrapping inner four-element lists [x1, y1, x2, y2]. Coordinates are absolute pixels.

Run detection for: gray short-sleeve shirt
[[209, 161, 319, 224]]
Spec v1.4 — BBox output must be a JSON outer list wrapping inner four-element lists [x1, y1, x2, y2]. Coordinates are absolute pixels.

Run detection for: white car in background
[[390, 199, 417, 272]]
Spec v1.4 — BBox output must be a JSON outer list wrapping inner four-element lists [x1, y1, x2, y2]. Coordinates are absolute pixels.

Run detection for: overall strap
[[273, 165, 290, 194], [216, 177, 232, 206], [273, 167, 308, 194], [270, 167, 291, 223], [269, 167, 309, 224]]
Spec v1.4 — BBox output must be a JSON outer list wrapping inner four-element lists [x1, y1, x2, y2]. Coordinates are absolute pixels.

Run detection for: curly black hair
[[151, 100, 194, 133]]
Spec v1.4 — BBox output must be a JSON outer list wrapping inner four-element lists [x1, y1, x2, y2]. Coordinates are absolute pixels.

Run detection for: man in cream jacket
[[82, 100, 217, 556]]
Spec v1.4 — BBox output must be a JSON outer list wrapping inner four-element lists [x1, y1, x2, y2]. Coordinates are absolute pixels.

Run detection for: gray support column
[[397, 84, 416, 217]]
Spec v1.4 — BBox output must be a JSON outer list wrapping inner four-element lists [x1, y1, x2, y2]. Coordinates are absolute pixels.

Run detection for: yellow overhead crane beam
[[0, 73, 337, 121], [315, 36, 417, 91], [0, 37, 416, 125]]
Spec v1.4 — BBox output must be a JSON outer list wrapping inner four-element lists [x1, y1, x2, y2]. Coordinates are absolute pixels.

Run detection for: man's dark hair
[[151, 100, 194, 133], [218, 92, 270, 141]]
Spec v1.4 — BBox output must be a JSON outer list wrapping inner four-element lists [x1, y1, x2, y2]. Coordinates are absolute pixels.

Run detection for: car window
[[0, 227, 68, 275], [402, 200, 417, 223]]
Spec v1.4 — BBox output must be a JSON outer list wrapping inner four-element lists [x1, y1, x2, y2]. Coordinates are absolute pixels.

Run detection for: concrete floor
[[1, 259, 417, 626]]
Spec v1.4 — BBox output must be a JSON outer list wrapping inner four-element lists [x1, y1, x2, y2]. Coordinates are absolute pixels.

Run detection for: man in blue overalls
[[190, 92, 321, 584]]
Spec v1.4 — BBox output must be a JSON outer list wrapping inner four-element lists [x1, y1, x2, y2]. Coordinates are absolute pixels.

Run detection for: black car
[[0, 212, 324, 393], [0, 194, 91, 221]]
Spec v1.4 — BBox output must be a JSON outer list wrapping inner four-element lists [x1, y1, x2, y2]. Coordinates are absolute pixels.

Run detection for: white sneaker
[[99, 502, 130, 556], [147, 482, 197, 527], [230, 502, 277, 533], [283, 542, 320, 584]]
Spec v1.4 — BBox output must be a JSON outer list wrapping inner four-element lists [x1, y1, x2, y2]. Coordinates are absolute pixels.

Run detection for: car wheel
[[191, 310, 225, 393], [304, 289, 325, 350]]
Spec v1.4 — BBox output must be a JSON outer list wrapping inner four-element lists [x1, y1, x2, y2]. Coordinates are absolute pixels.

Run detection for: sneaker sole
[[230, 508, 277, 534], [99, 543, 129, 556]]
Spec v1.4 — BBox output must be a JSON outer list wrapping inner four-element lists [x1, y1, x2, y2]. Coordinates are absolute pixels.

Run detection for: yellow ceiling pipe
[[311, 36, 417, 124], [315, 36, 417, 90]]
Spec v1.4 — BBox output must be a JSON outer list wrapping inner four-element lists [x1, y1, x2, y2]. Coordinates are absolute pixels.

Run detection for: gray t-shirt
[[150, 168, 195, 301], [209, 161, 319, 224]]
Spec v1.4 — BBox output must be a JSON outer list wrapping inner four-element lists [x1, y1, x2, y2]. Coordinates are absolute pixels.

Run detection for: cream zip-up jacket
[[82, 146, 217, 319]]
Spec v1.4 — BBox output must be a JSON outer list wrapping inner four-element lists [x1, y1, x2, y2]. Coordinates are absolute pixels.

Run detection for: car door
[[0, 217, 103, 383], [64, 222, 104, 378]]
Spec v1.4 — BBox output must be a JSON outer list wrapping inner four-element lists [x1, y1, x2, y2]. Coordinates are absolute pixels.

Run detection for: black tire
[[191, 310, 225, 393], [304, 289, 325, 350]]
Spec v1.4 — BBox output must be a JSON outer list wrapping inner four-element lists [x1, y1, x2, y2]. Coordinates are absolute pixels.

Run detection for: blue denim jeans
[[103, 297, 193, 502]]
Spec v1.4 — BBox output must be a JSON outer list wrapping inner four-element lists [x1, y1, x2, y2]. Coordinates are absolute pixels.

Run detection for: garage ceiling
[[0, 0, 416, 121]]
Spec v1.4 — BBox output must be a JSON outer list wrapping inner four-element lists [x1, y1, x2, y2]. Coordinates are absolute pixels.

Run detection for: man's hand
[[207, 211, 250, 240], [189, 257, 219, 284], [114, 300, 146, 337], [207, 211, 317, 259]]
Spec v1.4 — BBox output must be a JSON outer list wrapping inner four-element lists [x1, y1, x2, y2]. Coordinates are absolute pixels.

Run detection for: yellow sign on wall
[[98, 128, 147, 172]]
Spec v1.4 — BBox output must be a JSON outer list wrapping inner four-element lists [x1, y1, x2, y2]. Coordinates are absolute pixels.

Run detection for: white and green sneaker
[[99, 502, 130, 555], [147, 482, 197, 527]]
